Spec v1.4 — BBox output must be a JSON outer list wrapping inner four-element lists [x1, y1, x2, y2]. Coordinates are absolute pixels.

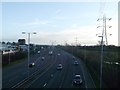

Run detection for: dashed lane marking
[[43, 83, 47, 87]]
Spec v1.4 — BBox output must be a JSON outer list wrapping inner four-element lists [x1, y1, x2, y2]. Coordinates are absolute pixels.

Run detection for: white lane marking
[[43, 83, 47, 87], [50, 74, 53, 78], [86, 68, 96, 88], [59, 86, 61, 88], [34, 56, 42, 64], [9, 76, 18, 82], [26, 53, 57, 88], [79, 61, 87, 88], [9, 79, 11, 82], [22, 72, 27, 75]]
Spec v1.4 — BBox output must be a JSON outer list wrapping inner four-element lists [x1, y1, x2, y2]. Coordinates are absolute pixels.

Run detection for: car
[[41, 46, 44, 49], [74, 61, 79, 65], [57, 53, 60, 56], [49, 51, 53, 55], [73, 74, 82, 85], [41, 57, 45, 60], [72, 56, 75, 59], [37, 51, 40, 54], [29, 63, 35, 68], [57, 64, 62, 70]]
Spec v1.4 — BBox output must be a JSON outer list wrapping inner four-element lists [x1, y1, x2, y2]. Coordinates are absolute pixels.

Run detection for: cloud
[[31, 25, 98, 45], [52, 16, 67, 20], [17, 18, 118, 46], [31, 20, 118, 45], [55, 9, 61, 14], [23, 19, 51, 26], [71, 24, 78, 28]]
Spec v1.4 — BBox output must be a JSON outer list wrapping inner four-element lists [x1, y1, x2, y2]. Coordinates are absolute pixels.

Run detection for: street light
[[22, 32, 36, 78], [97, 26, 112, 28], [97, 34, 103, 89], [109, 26, 112, 28], [8, 50, 11, 64], [109, 18, 112, 21]]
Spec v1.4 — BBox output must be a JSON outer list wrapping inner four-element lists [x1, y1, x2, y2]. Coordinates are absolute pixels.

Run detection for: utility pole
[[8, 50, 11, 64], [97, 14, 112, 88], [75, 36, 78, 46], [84, 45, 86, 64], [22, 32, 36, 78], [97, 14, 112, 45]]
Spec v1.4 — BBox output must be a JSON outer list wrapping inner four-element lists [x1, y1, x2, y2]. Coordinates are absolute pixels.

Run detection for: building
[[19, 45, 28, 52], [18, 39, 26, 45], [0, 43, 18, 55]]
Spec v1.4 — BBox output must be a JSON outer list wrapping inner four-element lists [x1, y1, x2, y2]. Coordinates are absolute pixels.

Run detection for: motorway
[[2, 46, 95, 89]]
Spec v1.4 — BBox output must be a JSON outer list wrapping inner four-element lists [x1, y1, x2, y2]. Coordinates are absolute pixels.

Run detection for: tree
[[2, 41, 5, 44], [12, 42, 16, 45], [6, 42, 11, 45]]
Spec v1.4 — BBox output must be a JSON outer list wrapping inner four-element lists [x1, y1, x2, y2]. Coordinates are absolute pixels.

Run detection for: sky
[[1, 0, 119, 46]]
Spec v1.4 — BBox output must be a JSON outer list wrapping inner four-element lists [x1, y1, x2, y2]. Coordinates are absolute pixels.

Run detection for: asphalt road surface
[[2, 46, 95, 89]]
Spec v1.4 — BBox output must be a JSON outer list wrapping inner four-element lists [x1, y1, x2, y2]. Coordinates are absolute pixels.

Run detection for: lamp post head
[[109, 18, 112, 21], [109, 26, 112, 28], [98, 36, 103, 38], [97, 26, 100, 28], [22, 32, 26, 34], [33, 32, 37, 34], [97, 19, 99, 21]]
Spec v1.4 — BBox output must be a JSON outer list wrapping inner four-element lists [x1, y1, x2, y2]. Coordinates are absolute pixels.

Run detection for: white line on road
[[9, 76, 18, 82], [87, 68, 96, 88], [22, 72, 27, 75], [79, 60, 87, 88], [59, 86, 61, 88], [26, 59, 57, 88], [43, 83, 47, 87]]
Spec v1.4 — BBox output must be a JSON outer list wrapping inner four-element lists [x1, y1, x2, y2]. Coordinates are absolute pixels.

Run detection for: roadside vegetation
[[59, 45, 119, 88], [2, 51, 27, 67]]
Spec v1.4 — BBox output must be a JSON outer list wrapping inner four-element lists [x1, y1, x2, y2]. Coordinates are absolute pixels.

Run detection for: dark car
[[29, 63, 35, 68], [41, 57, 45, 61], [73, 75, 82, 85], [57, 64, 62, 70], [72, 56, 75, 59], [74, 61, 79, 65]]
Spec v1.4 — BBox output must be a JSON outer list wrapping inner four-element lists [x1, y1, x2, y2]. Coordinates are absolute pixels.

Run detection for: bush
[[2, 51, 27, 65]]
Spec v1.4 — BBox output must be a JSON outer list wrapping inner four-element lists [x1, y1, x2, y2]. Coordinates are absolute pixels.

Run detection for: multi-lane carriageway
[[2, 46, 95, 89]]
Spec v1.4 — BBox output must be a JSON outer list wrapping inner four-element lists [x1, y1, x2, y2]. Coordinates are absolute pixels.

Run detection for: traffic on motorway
[[2, 46, 95, 89]]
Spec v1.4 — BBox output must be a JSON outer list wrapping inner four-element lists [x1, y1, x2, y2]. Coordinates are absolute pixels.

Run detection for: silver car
[[49, 51, 53, 55], [73, 75, 82, 85]]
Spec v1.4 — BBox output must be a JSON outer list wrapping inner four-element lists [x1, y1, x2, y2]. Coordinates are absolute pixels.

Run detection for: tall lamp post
[[22, 32, 36, 78], [8, 50, 11, 64], [97, 33, 112, 89], [98, 35, 103, 89]]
